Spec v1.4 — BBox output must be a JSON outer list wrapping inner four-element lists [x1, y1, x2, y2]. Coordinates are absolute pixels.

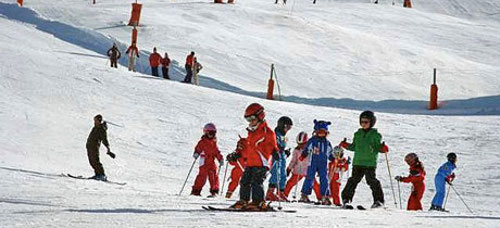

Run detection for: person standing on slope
[[328, 146, 350, 206], [107, 43, 121, 68], [230, 103, 278, 211], [161, 52, 171, 79], [183, 51, 195, 83], [86, 114, 115, 181], [266, 116, 293, 201], [395, 153, 426, 211], [430, 153, 457, 212], [192, 57, 203, 86], [283, 131, 321, 201], [125, 41, 139, 72], [149, 47, 162, 77], [299, 120, 335, 205], [191, 123, 224, 197], [339, 110, 389, 209], [225, 140, 247, 199]]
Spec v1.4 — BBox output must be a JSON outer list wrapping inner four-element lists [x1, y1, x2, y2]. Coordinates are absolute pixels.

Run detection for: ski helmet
[[203, 123, 217, 135], [296, 131, 309, 144], [405, 153, 418, 166], [359, 110, 376, 128], [333, 145, 344, 158], [447, 152, 457, 163], [244, 103, 265, 121], [277, 116, 293, 130]]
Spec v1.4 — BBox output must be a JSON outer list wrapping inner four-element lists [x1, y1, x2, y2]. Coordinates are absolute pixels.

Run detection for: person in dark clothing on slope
[[107, 43, 121, 68], [86, 114, 115, 180]]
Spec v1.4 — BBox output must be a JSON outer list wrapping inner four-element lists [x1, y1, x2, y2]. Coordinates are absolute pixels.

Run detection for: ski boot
[[190, 189, 201, 196], [265, 188, 280, 201], [341, 199, 354, 209], [245, 201, 271, 211], [278, 191, 289, 202], [430, 205, 448, 212], [321, 196, 332, 205], [225, 191, 233, 199], [207, 189, 218, 198], [92, 174, 107, 181], [371, 201, 384, 209], [230, 200, 248, 209], [298, 194, 311, 203]]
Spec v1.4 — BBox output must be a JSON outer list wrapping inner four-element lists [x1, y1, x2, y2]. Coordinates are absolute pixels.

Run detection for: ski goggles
[[245, 115, 258, 122]]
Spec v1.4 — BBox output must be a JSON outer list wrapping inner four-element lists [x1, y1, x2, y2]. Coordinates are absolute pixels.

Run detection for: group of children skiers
[[106, 43, 202, 85], [187, 103, 458, 212]]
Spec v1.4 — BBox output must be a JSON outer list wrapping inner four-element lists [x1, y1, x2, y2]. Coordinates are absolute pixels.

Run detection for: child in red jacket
[[328, 146, 350, 206], [191, 123, 224, 197], [395, 153, 426, 210], [225, 139, 246, 199]]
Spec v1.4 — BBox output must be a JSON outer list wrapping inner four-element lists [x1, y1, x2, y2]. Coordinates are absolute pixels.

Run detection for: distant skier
[[86, 114, 115, 181], [430, 153, 457, 212], [329, 146, 350, 206], [283, 131, 321, 201], [192, 57, 203, 86], [191, 123, 224, 197], [183, 52, 195, 83], [225, 139, 246, 199], [149, 47, 162, 77], [395, 153, 426, 211], [299, 120, 335, 205], [107, 43, 121, 68], [161, 52, 171, 79], [266, 116, 293, 201], [230, 103, 278, 211], [339, 110, 389, 209], [125, 41, 139, 72]]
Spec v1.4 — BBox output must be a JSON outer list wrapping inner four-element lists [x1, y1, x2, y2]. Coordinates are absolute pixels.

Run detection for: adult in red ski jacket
[[183, 51, 195, 83], [149, 47, 162, 77], [191, 123, 223, 197], [161, 52, 171, 79], [396, 153, 426, 210]]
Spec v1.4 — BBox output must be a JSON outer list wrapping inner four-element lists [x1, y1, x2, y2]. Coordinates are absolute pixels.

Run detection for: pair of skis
[[62, 173, 126, 185]]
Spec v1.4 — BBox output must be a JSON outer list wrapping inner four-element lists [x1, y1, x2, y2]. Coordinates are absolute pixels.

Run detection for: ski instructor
[[86, 114, 115, 181]]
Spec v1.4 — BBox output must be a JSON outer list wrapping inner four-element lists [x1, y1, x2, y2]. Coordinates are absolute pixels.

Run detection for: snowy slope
[[1, 8, 500, 227], [3, 0, 499, 115]]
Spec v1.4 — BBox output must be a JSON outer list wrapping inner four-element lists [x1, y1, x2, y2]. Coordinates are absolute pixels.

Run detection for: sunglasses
[[245, 115, 258, 122]]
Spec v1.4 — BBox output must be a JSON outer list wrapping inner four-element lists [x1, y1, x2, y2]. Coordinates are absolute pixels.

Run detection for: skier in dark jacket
[[86, 114, 115, 180], [107, 43, 121, 68]]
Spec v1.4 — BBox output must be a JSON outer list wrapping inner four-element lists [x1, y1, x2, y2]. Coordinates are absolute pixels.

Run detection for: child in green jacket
[[339, 110, 389, 209]]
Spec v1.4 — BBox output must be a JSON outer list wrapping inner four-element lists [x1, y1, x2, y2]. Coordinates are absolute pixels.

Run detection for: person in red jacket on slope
[[225, 138, 246, 199], [328, 146, 350, 206], [395, 153, 426, 210], [149, 47, 162, 77], [230, 103, 278, 211], [191, 123, 224, 197]]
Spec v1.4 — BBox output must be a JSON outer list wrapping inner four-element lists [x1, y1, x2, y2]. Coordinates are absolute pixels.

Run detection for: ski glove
[[446, 173, 455, 184], [395, 176, 402, 182], [193, 153, 200, 159], [284, 148, 291, 158], [339, 138, 350, 149], [107, 151, 116, 159], [380, 142, 389, 153], [226, 152, 241, 162]]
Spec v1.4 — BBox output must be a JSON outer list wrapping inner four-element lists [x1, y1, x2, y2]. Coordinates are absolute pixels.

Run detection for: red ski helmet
[[405, 153, 418, 166], [296, 131, 309, 144], [244, 103, 265, 122], [203, 123, 217, 135]]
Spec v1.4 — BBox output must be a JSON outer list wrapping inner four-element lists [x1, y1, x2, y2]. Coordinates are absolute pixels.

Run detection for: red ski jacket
[[149, 52, 162, 67], [194, 136, 223, 169], [186, 55, 194, 66], [401, 162, 426, 191], [240, 121, 278, 169]]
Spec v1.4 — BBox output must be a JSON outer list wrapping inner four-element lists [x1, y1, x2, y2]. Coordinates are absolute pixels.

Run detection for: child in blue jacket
[[430, 153, 457, 211], [299, 120, 334, 205]]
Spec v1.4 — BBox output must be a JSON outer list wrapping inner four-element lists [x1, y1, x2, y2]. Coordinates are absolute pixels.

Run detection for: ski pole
[[277, 153, 283, 210], [178, 157, 197, 196], [397, 180, 402, 210], [220, 161, 229, 197], [450, 184, 474, 214], [443, 184, 451, 208], [384, 148, 398, 208]]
